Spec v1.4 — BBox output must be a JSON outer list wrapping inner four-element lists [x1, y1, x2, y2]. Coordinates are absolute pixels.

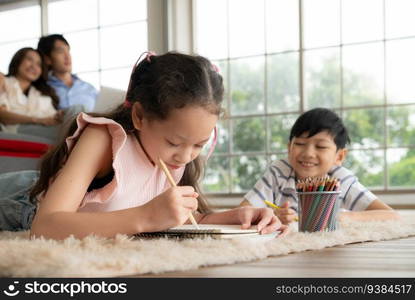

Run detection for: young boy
[[37, 34, 97, 112], [241, 108, 399, 224]]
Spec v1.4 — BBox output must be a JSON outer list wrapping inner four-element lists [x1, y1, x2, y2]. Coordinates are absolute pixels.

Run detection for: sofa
[[0, 86, 125, 174]]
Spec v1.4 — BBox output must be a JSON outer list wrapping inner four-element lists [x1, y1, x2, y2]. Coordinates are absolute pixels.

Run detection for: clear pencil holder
[[297, 191, 341, 233]]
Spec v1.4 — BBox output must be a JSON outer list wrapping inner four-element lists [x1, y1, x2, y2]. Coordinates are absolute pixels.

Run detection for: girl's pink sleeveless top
[[66, 113, 185, 212]]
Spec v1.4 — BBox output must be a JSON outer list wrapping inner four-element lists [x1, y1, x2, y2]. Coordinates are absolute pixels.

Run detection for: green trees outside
[[389, 149, 415, 187]]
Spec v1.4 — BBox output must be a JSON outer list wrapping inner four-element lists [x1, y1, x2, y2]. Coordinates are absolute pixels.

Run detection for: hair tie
[[134, 51, 157, 67], [205, 126, 218, 161], [145, 51, 156, 62], [124, 51, 157, 108], [123, 100, 132, 108], [211, 64, 220, 73]]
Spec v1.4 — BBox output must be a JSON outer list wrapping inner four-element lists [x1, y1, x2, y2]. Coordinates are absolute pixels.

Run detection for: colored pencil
[[158, 158, 199, 229], [296, 176, 340, 232]]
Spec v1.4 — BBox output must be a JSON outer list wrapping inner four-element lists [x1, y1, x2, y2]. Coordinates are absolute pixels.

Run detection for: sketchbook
[[134, 224, 279, 240]]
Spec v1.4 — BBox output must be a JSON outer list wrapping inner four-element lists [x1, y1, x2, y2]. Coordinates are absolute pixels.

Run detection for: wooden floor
[[139, 236, 415, 277], [139, 210, 415, 278]]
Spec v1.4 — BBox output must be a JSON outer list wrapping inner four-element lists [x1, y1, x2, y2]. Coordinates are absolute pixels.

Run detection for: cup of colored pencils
[[296, 176, 341, 233]]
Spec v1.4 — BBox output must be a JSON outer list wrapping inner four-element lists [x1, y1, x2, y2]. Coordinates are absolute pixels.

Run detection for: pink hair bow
[[211, 63, 221, 73], [205, 126, 218, 161], [145, 51, 156, 62]]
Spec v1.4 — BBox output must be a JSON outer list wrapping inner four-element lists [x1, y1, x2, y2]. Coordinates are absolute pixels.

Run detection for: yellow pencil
[[158, 158, 200, 229], [264, 200, 299, 222], [264, 200, 282, 209]]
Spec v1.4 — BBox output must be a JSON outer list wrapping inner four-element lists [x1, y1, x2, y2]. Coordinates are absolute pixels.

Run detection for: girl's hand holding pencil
[[158, 158, 200, 229], [141, 186, 199, 232]]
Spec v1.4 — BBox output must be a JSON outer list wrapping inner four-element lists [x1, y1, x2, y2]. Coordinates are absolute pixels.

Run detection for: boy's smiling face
[[288, 131, 347, 180]]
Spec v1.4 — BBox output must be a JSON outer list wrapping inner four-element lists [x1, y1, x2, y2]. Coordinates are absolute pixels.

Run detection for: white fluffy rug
[[1, 215, 414, 277]]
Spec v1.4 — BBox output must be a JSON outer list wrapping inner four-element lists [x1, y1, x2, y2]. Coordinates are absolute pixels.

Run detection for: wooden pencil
[[158, 158, 200, 229]]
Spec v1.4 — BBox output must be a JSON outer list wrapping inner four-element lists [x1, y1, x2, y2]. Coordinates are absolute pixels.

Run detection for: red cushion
[[0, 139, 51, 158]]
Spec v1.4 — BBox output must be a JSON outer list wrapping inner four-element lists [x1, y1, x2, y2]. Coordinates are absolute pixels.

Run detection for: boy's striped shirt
[[244, 159, 377, 211]]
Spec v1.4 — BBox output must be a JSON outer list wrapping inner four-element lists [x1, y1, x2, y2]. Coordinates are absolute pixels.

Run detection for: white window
[[0, 0, 148, 91], [48, 0, 147, 90], [195, 0, 415, 194], [0, 1, 41, 73]]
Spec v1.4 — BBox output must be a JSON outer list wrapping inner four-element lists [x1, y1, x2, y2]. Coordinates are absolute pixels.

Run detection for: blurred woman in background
[[0, 47, 76, 142]]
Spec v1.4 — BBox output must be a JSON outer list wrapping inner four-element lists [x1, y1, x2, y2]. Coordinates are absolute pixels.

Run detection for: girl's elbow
[[30, 228, 44, 239], [29, 214, 55, 239], [29, 228, 41, 239], [29, 219, 47, 239]]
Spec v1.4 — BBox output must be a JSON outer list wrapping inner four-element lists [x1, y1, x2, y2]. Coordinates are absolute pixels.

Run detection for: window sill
[[207, 193, 415, 209]]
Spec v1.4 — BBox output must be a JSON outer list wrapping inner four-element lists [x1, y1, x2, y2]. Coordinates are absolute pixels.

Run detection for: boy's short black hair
[[37, 34, 69, 57], [289, 108, 350, 149]]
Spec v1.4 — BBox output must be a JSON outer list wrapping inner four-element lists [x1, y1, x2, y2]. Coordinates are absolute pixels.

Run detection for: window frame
[[0, 0, 167, 89], [193, 0, 415, 197]]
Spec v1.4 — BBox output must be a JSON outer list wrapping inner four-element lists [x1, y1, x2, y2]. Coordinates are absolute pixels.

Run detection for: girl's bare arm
[[339, 199, 401, 222], [30, 125, 144, 239], [30, 125, 198, 239]]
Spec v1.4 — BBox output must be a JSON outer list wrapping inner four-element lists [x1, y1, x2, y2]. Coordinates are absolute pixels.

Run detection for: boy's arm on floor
[[339, 199, 401, 221]]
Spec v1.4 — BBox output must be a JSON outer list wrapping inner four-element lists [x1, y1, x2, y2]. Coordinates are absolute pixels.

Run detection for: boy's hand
[[274, 201, 298, 225]]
